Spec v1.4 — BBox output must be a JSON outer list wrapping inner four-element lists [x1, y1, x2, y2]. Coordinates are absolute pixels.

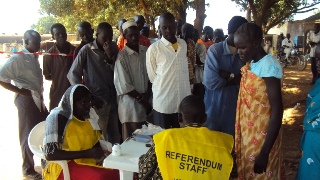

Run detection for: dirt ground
[[281, 64, 314, 180]]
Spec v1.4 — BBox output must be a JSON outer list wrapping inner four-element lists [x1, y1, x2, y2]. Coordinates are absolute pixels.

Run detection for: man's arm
[[203, 45, 228, 90], [0, 57, 31, 96], [0, 82, 31, 96], [146, 46, 157, 83], [114, 55, 152, 113], [67, 47, 86, 85], [43, 55, 52, 80]]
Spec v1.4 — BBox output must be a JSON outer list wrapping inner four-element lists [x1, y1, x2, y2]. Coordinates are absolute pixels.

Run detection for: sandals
[[25, 172, 42, 180]]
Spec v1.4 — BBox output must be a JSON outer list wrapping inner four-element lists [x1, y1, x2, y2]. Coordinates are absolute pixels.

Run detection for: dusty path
[[282, 64, 314, 180]]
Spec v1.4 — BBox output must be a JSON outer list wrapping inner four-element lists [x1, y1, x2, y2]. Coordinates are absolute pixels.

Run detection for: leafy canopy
[[231, 0, 320, 33]]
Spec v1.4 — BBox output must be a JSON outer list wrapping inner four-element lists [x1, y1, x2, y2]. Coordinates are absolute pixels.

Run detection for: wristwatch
[[228, 73, 235, 81]]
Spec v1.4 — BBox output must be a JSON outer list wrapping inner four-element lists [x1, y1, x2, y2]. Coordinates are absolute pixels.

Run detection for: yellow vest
[[153, 127, 234, 180]]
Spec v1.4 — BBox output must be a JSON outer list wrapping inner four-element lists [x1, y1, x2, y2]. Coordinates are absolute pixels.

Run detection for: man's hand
[[91, 97, 103, 109], [254, 152, 269, 174], [87, 147, 105, 165], [219, 69, 231, 80], [103, 41, 115, 64], [19, 88, 32, 97]]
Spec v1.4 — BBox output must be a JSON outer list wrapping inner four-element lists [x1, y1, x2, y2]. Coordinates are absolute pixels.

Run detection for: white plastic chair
[[28, 121, 70, 180]]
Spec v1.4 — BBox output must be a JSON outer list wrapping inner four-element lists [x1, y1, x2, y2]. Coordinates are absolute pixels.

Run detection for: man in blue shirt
[[203, 16, 247, 136]]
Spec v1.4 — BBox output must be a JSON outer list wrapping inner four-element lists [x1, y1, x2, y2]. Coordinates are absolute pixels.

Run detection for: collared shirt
[[67, 40, 118, 103], [43, 42, 75, 110], [146, 37, 191, 114], [308, 30, 320, 57], [0, 48, 45, 111], [117, 34, 151, 51], [203, 40, 245, 135], [114, 45, 149, 123]]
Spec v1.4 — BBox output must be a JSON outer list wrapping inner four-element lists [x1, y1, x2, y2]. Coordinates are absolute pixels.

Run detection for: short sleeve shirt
[[250, 54, 283, 79]]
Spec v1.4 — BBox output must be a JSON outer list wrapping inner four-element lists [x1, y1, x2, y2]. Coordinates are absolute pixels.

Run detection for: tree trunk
[[246, 6, 251, 22], [176, 2, 187, 22], [193, 0, 206, 35]]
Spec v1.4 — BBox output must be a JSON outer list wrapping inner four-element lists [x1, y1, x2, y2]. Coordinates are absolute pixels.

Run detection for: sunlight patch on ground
[[283, 108, 297, 125], [283, 106, 305, 125], [286, 77, 300, 80], [282, 87, 301, 94]]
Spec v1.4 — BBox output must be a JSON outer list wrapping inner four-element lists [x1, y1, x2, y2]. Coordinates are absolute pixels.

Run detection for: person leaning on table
[[138, 95, 234, 180]]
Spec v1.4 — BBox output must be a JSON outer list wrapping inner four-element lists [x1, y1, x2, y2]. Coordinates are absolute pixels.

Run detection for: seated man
[[43, 84, 119, 180], [282, 33, 294, 63], [138, 95, 234, 180]]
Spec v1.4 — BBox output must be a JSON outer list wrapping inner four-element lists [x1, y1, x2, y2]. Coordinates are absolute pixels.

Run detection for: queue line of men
[[0, 12, 219, 179]]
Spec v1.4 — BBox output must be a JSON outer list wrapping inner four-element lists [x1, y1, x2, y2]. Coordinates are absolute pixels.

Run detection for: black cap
[[228, 16, 248, 34]]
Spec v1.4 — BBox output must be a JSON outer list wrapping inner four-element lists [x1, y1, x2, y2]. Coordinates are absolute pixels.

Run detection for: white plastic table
[[103, 139, 150, 180]]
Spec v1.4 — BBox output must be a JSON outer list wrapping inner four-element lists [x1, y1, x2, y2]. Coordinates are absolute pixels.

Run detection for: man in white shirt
[[146, 12, 191, 129], [282, 33, 294, 62], [308, 24, 320, 84], [0, 30, 48, 179], [114, 21, 152, 139]]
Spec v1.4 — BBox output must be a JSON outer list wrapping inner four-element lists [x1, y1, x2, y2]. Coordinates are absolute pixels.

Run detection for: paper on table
[[130, 157, 139, 165]]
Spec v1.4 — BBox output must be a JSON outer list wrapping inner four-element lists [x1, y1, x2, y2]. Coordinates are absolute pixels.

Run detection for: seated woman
[[43, 84, 119, 180]]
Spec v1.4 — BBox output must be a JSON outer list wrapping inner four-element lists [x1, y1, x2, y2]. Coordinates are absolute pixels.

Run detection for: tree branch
[[296, 8, 318, 13], [139, 0, 152, 16], [297, 2, 320, 11]]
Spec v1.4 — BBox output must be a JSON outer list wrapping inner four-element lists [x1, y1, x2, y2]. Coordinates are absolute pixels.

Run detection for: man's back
[[153, 126, 234, 180]]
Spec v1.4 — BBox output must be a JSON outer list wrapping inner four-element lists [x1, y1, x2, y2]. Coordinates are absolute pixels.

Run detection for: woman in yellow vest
[[138, 95, 234, 180], [43, 84, 119, 180]]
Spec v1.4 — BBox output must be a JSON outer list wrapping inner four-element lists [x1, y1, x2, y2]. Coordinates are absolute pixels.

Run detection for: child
[[43, 84, 119, 180]]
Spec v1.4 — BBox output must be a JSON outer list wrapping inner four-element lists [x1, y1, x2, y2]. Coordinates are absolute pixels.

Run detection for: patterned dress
[[235, 58, 286, 180]]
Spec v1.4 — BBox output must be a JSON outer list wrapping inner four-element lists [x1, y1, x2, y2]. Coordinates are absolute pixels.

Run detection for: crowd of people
[[0, 10, 320, 180]]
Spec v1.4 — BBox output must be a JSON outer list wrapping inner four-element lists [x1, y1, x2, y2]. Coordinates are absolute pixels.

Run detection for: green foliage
[[38, 0, 201, 32], [31, 16, 56, 34], [231, 0, 320, 33]]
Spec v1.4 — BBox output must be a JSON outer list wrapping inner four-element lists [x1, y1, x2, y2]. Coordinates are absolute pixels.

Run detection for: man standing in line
[[203, 16, 247, 136], [134, 15, 151, 47], [181, 23, 196, 86], [0, 30, 48, 179], [146, 12, 191, 129], [114, 21, 152, 139], [43, 23, 75, 110], [68, 22, 121, 144], [203, 16, 247, 178], [197, 26, 215, 50], [73, 21, 94, 60], [308, 24, 320, 84]]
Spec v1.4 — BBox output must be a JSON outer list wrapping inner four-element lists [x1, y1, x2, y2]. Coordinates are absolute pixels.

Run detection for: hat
[[228, 16, 248, 34], [122, 21, 137, 32]]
